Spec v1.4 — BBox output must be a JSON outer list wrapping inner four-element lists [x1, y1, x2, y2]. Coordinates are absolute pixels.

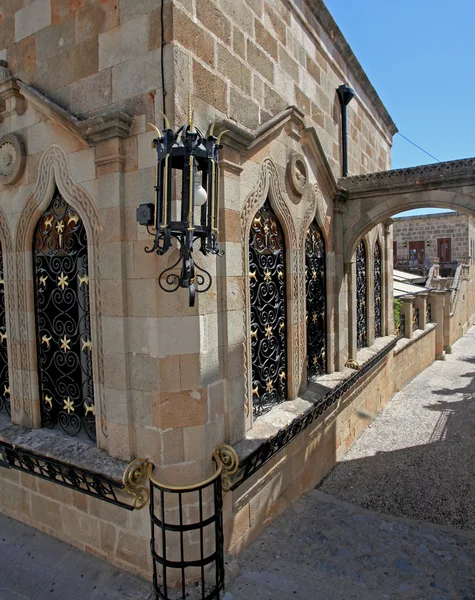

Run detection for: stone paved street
[[318, 327, 475, 530], [0, 512, 153, 600], [2, 329, 475, 599]]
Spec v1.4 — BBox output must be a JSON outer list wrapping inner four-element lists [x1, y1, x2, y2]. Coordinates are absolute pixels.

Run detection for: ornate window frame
[[299, 183, 333, 380], [241, 158, 299, 427], [14, 145, 106, 447]]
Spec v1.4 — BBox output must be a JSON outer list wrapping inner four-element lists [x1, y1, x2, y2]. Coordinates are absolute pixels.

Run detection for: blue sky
[[323, 0, 474, 216]]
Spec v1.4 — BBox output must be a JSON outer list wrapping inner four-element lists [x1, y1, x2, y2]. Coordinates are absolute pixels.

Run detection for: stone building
[[0, 0, 474, 597], [393, 211, 475, 269]]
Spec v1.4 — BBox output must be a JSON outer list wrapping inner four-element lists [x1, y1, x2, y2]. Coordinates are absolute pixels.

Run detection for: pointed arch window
[[249, 199, 287, 418], [0, 242, 10, 416], [374, 242, 382, 339], [356, 240, 367, 350], [34, 189, 95, 440], [306, 221, 326, 381]]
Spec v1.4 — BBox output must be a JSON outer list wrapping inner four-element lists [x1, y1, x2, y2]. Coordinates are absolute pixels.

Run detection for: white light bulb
[[194, 180, 208, 206]]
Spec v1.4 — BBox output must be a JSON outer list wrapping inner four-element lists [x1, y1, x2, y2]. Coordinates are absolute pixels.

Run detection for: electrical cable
[[396, 132, 441, 163]]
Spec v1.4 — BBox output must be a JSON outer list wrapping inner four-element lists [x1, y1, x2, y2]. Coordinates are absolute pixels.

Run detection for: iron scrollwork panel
[[249, 199, 287, 418], [34, 190, 96, 440], [374, 242, 382, 339], [306, 221, 326, 381], [356, 241, 367, 350], [0, 242, 9, 415]]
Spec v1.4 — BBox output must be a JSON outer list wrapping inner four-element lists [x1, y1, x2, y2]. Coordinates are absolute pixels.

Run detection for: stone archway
[[340, 158, 475, 263]]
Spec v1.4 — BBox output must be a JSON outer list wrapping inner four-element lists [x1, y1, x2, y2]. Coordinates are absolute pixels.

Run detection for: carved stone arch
[[14, 144, 106, 445], [241, 158, 299, 421], [0, 205, 16, 417], [299, 183, 334, 381]]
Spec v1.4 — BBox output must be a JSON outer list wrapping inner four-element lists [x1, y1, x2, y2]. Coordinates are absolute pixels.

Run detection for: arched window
[[374, 242, 382, 339], [306, 220, 326, 381], [249, 199, 287, 418], [356, 240, 367, 350], [0, 242, 9, 416], [34, 189, 95, 440]]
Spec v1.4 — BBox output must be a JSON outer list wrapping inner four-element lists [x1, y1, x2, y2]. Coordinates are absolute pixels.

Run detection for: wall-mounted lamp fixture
[[136, 98, 226, 307], [426, 240, 431, 247], [403, 241, 408, 248]]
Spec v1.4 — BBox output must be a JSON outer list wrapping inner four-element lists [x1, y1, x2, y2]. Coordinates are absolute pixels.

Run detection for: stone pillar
[[334, 200, 348, 369], [400, 296, 414, 339], [79, 112, 134, 458], [430, 290, 446, 360], [366, 248, 375, 347], [414, 292, 428, 330], [443, 289, 452, 353], [346, 258, 357, 360]]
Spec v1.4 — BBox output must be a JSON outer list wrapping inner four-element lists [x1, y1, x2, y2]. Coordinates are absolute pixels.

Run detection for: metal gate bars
[[123, 445, 238, 600]]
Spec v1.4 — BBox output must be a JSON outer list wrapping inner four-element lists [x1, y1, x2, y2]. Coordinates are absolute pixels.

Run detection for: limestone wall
[[224, 327, 437, 556], [0, 466, 152, 579]]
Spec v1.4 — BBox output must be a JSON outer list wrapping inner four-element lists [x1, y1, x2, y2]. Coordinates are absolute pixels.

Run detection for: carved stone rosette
[[0, 134, 26, 185]]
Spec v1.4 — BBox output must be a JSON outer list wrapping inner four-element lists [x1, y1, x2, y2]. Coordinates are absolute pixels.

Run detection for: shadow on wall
[[316, 360, 475, 531]]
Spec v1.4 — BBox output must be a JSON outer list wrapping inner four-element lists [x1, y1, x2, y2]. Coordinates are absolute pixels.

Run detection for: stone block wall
[[171, 0, 394, 179], [224, 326, 437, 556], [392, 212, 473, 263], [0, 467, 152, 579]]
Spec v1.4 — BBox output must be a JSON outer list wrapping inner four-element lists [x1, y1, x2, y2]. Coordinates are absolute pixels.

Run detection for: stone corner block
[[78, 110, 133, 145]]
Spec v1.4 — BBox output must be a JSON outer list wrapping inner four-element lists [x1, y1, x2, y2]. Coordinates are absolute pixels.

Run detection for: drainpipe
[[337, 84, 355, 177]]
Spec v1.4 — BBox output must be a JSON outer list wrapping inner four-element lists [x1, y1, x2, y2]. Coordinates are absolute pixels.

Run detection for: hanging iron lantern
[[136, 100, 226, 307]]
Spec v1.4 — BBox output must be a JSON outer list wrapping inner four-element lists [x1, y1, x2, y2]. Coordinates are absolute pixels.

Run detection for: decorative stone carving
[[15, 145, 106, 437], [287, 152, 308, 196], [241, 158, 299, 415], [0, 134, 26, 185], [0, 61, 11, 80]]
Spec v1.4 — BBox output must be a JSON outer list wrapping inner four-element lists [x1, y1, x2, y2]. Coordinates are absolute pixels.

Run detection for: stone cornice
[[300, 0, 398, 137], [215, 106, 338, 194], [77, 110, 133, 145], [339, 158, 475, 198]]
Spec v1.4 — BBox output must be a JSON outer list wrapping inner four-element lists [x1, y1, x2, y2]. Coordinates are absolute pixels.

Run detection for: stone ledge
[[394, 323, 436, 356], [0, 421, 128, 484], [234, 335, 397, 462]]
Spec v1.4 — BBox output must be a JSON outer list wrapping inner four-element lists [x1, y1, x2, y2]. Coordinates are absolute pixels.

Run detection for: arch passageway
[[340, 158, 475, 261]]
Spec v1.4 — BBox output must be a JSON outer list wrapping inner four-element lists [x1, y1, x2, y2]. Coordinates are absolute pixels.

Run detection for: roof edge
[[304, 0, 398, 136]]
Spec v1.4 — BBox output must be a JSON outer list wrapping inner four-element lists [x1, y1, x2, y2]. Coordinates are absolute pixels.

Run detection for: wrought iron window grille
[[306, 221, 326, 381], [136, 99, 225, 307], [356, 241, 367, 349], [249, 199, 287, 418], [34, 190, 96, 440]]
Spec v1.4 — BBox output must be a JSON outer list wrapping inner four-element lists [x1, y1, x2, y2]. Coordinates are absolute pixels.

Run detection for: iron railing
[[0, 441, 135, 510], [149, 468, 225, 600], [229, 337, 399, 491]]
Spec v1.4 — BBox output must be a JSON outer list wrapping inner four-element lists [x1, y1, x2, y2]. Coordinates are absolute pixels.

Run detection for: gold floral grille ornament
[[34, 190, 96, 440], [249, 199, 287, 418]]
